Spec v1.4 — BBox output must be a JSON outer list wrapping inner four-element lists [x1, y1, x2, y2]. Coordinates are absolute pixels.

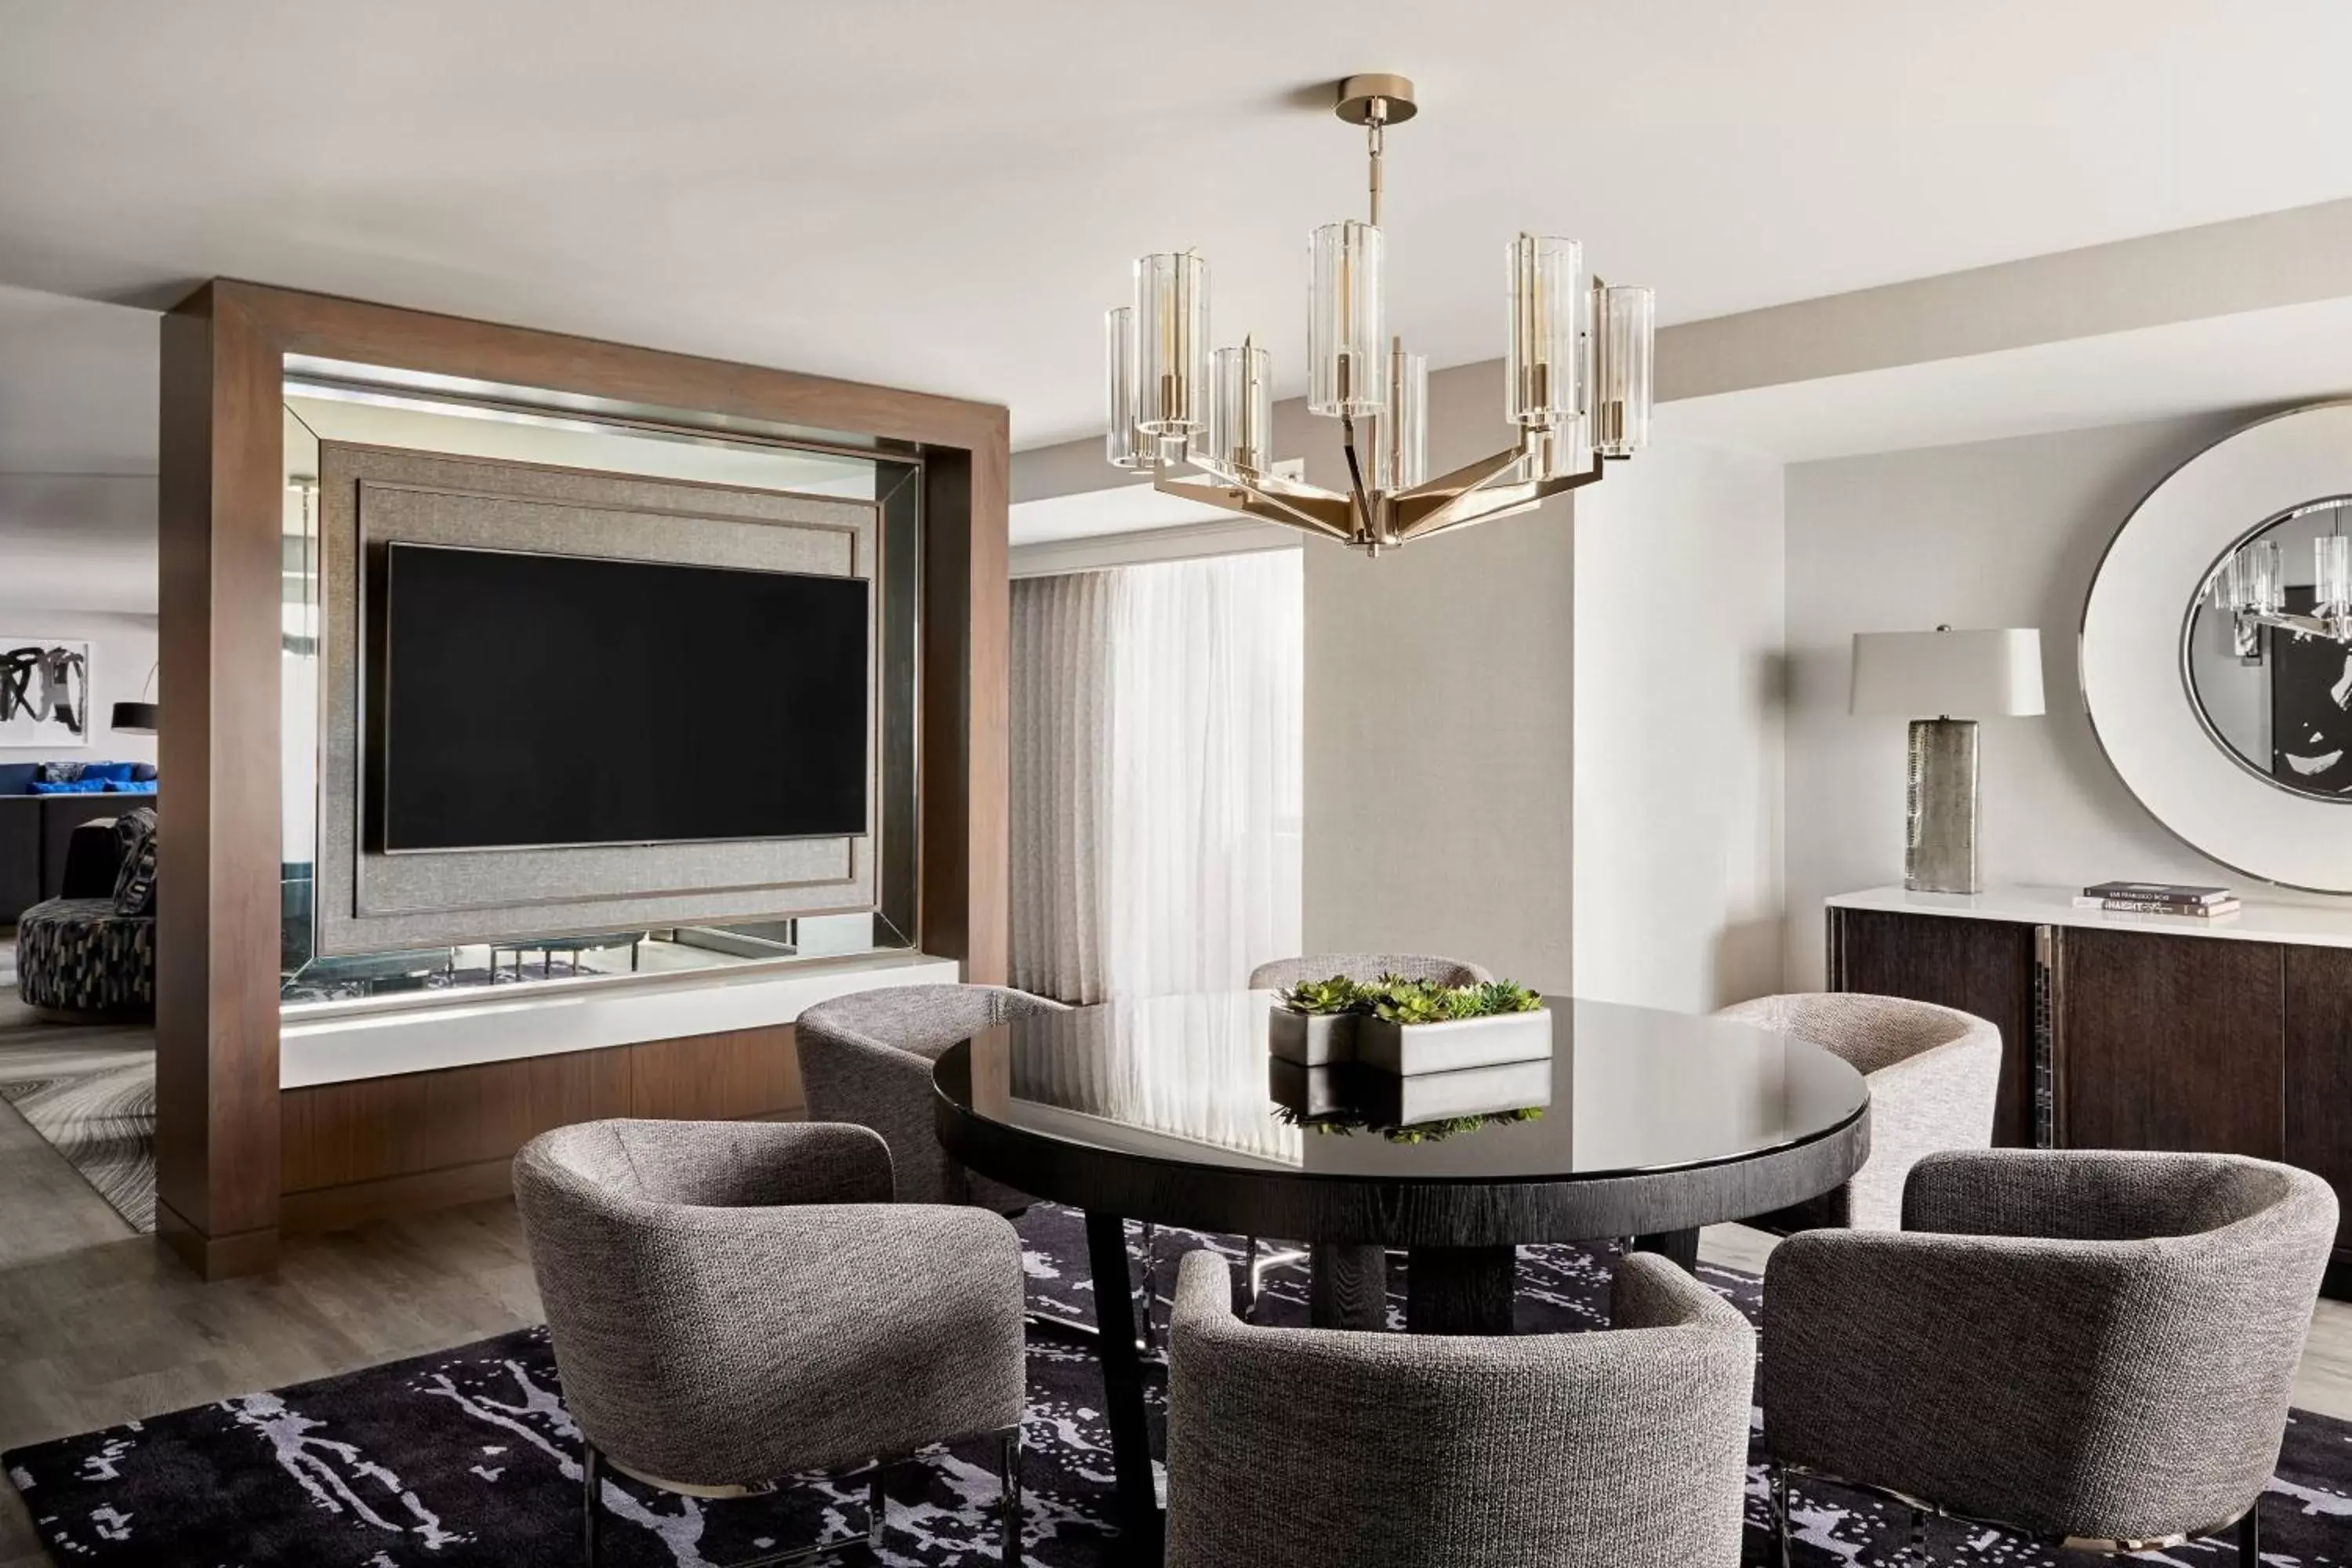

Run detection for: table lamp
[[1850, 626, 2045, 894]]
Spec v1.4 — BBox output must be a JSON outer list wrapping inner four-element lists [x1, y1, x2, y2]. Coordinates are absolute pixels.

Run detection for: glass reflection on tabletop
[[953, 991, 1867, 1184], [1270, 1057, 1549, 1144]]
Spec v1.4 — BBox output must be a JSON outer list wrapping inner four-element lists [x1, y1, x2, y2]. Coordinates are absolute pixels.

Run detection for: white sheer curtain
[[1010, 571, 1116, 1002], [1010, 550, 1302, 1002]]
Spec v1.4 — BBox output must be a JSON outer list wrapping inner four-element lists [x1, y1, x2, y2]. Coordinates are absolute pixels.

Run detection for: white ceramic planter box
[[1267, 1007, 1358, 1065], [1355, 1009, 1555, 1075]]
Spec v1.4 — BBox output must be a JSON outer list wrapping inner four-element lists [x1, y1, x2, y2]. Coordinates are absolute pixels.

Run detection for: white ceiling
[[4, 0, 2352, 450]]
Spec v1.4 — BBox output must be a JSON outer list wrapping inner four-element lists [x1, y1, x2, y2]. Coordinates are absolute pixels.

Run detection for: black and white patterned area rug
[[6, 1204, 2349, 1566]]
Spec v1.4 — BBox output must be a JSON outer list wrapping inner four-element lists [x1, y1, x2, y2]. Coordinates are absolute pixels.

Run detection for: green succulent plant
[[1363, 976, 1545, 1023], [1368, 979, 1452, 1025], [1279, 975, 1370, 1015]]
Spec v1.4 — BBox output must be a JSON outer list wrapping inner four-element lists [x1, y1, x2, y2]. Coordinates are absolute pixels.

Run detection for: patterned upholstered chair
[[16, 808, 156, 1022], [1165, 1249, 1755, 1568], [1714, 992, 2001, 1231], [1763, 1149, 2336, 1566], [514, 1119, 1026, 1564], [1247, 952, 1494, 991]]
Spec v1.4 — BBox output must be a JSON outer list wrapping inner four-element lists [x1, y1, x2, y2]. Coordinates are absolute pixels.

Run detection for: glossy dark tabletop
[[935, 991, 1869, 1184]]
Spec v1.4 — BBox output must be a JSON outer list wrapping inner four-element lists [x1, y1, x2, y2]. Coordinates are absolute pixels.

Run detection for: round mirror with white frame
[[2084, 401, 2352, 891]]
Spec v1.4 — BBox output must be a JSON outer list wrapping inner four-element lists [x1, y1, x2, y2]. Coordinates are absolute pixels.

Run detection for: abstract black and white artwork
[[2270, 590, 2352, 794], [0, 641, 92, 747]]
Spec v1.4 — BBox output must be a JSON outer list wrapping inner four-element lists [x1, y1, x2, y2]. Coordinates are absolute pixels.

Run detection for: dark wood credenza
[[1827, 885, 2352, 1290]]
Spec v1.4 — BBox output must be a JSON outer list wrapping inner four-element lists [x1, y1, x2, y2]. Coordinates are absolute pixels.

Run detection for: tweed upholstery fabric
[[795, 984, 1067, 1210], [107, 807, 157, 916], [1764, 1149, 2337, 1542], [1246, 952, 1495, 990], [1716, 992, 2000, 1231], [15, 896, 155, 1015], [1164, 1250, 1755, 1568], [512, 1119, 1025, 1488]]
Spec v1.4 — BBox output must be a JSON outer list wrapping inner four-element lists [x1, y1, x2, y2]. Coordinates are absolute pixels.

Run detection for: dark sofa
[[0, 762, 159, 926]]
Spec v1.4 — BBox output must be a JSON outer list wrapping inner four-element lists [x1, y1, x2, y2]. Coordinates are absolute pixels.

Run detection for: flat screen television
[[373, 543, 870, 852]]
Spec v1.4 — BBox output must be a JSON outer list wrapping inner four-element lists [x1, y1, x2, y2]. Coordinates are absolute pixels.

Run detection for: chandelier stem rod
[[1338, 412, 1378, 550], [1366, 103, 1386, 227]]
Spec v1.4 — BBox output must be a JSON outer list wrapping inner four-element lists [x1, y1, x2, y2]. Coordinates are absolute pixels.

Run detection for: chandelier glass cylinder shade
[[1505, 234, 1581, 429], [2206, 521, 2352, 662], [1101, 72, 1656, 556]]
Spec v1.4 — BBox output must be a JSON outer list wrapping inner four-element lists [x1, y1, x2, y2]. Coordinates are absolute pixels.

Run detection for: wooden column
[[156, 284, 287, 1277]]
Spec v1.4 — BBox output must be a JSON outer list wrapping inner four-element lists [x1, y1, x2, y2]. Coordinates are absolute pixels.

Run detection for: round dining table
[[932, 989, 1871, 1553]]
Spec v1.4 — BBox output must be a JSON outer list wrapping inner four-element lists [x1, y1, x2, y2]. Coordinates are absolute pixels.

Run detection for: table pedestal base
[[1405, 1245, 1518, 1334], [1306, 1243, 1387, 1330], [1630, 1227, 1700, 1274]]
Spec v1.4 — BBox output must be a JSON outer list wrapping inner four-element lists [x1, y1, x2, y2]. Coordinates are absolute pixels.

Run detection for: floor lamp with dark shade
[[1850, 626, 2045, 894], [111, 662, 158, 735]]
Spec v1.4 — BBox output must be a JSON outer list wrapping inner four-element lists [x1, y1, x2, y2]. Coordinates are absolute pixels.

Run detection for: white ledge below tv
[[279, 949, 960, 1089]]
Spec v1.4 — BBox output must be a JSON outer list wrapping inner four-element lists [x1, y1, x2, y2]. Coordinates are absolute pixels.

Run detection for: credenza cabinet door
[[1828, 909, 2038, 1147], [2285, 946, 2352, 1255], [2058, 927, 2284, 1159]]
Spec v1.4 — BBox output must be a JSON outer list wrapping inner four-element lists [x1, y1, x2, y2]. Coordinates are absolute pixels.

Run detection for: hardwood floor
[[2, 1094, 2348, 1563]]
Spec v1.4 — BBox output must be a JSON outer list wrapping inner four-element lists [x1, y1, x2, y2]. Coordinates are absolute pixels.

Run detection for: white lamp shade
[[1850, 628, 2045, 718]]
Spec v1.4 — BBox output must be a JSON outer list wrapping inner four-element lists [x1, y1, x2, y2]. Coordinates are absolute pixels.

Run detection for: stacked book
[[2076, 881, 2240, 918]]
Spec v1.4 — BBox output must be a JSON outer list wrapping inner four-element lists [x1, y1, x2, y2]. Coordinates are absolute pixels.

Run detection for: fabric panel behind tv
[[314, 441, 882, 956]]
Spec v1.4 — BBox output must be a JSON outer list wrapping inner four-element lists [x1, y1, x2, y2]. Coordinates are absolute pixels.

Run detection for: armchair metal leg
[[1138, 1222, 1161, 1355], [867, 1463, 887, 1554], [1768, 1464, 1793, 1568], [582, 1443, 601, 1566], [996, 1425, 1025, 1565], [2239, 1498, 2260, 1566], [1907, 1507, 1929, 1566]]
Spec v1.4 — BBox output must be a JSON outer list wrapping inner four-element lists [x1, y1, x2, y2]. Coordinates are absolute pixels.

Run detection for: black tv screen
[[376, 543, 869, 852]]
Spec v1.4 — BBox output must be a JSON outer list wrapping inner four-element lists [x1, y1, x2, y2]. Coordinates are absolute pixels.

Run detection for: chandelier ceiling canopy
[[1102, 73, 1656, 556]]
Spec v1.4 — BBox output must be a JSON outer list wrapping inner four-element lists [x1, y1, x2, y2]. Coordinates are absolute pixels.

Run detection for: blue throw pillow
[[103, 780, 158, 794], [89, 761, 135, 782], [28, 779, 107, 794]]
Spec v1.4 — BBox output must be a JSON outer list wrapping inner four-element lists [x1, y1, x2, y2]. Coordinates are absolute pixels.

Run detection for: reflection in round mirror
[[2186, 495, 2352, 800]]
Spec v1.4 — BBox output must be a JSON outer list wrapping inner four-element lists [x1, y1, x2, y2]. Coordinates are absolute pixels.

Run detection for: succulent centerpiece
[[1265, 973, 1550, 1071]]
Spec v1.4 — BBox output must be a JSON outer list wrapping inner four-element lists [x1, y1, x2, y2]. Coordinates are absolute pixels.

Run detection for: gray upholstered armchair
[[513, 1119, 1026, 1564], [1164, 1249, 1755, 1568], [1763, 1149, 2337, 1565], [796, 982, 1175, 1348], [1715, 992, 2001, 1230], [1248, 952, 1494, 990], [796, 983, 1067, 1210]]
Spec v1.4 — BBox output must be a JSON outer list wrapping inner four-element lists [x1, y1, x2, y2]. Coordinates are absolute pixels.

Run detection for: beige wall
[[1283, 363, 1581, 990], [1573, 430, 1786, 1011]]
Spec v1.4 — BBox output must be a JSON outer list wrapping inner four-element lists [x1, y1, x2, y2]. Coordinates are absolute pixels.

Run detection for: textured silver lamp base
[[1906, 718, 1980, 894]]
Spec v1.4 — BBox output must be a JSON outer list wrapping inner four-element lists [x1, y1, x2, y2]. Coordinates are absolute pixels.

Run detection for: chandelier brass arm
[[1156, 430, 1614, 554]]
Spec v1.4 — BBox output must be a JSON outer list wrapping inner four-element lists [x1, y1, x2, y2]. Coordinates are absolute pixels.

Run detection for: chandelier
[[1100, 73, 1655, 556], [2209, 506, 2352, 663]]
